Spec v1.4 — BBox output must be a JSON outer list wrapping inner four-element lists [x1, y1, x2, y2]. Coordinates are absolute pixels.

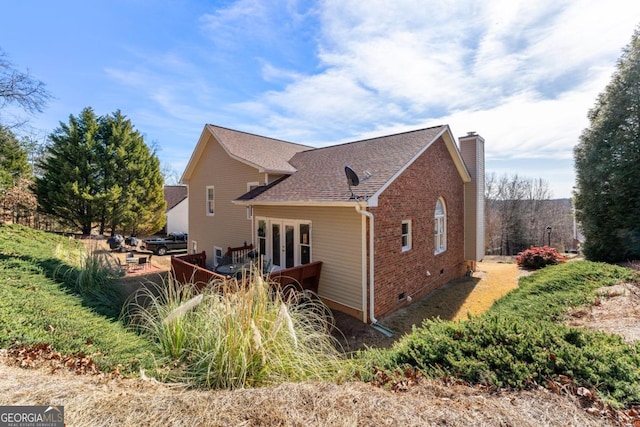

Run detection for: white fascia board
[[367, 126, 471, 207]]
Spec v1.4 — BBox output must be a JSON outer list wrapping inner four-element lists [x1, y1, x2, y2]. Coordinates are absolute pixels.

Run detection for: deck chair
[[116, 258, 128, 274], [137, 256, 148, 271]]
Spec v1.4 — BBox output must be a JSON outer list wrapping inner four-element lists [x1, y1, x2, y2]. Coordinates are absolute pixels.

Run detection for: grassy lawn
[[3, 223, 640, 408], [0, 224, 158, 374]]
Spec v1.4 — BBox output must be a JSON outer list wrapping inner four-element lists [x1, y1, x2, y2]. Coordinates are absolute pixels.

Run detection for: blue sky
[[2, 1, 639, 198]]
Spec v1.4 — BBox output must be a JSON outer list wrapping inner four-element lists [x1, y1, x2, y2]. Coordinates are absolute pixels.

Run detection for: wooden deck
[[171, 251, 226, 290], [171, 251, 322, 294]]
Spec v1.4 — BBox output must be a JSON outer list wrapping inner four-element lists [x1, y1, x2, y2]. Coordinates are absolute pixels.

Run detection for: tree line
[[484, 173, 575, 256]]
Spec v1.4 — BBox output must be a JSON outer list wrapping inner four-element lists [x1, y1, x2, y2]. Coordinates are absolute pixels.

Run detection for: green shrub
[[491, 261, 636, 323], [361, 261, 640, 407], [516, 245, 567, 269], [372, 316, 640, 402]]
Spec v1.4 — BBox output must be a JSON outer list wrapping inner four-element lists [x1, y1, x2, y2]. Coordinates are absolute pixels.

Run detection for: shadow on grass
[[0, 252, 127, 320], [332, 275, 482, 353]]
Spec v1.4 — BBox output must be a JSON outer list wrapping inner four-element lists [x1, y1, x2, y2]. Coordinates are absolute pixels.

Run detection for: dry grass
[[566, 281, 640, 343], [0, 362, 612, 427], [334, 258, 522, 352]]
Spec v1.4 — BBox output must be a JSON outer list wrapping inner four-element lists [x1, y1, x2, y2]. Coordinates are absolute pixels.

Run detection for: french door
[[271, 221, 296, 270]]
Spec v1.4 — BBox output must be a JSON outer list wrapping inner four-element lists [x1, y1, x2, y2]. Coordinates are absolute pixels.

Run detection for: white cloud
[[98, 0, 640, 195], [239, 1, 639, 155]]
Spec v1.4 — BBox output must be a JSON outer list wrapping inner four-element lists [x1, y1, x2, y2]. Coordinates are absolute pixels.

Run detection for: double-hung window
[[434, 198, 447, 254], [401, 220, 412, 252], [299, 222, 311, 264], [206, 186, 215, 216]]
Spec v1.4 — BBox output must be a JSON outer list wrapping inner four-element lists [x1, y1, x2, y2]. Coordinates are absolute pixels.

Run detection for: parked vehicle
[[141, 233, 188, 256]]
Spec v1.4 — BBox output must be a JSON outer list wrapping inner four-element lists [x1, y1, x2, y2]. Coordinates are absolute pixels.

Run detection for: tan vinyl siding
[[255, 205, 363, 311], [188, 134, 264, 267]]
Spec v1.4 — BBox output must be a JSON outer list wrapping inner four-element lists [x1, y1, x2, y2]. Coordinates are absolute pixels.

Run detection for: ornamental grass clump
[[125, 270, 353, 389], [516, 245, 567, 270], [54, 242, 126, 317]]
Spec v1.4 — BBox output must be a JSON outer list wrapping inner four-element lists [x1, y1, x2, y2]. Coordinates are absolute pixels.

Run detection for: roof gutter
[[233, 200, 360, 208], [355, 202, 376, 324]]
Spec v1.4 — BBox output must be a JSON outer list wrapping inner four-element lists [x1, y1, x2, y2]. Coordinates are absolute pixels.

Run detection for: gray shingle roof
[[207, 125, 311, 174], [247, 125, 449, 204], [164, 185, 187, 211]]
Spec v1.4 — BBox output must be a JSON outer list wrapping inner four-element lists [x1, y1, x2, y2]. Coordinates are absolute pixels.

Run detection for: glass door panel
[[272, 223, 281, 268], [285, 223, 295, 268]]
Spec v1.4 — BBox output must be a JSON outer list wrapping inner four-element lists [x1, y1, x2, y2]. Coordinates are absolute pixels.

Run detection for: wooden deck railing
[[269, 261, 323, 294], [171, 251, 322, 294], [226, 243, 254, 264], [171, 251, 227, 291], [175, 251, 207, 268]]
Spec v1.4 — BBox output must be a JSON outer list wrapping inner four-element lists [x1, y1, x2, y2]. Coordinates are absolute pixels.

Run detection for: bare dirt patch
[[566, 281, 640, 343]]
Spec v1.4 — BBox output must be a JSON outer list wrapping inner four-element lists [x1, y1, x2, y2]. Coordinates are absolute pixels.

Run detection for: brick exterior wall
[[369, 136, 467, 319]]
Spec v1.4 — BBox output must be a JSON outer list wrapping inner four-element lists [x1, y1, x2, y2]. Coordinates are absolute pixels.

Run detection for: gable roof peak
[[206, 124, 310, 150], [182, 124, 312, 182]]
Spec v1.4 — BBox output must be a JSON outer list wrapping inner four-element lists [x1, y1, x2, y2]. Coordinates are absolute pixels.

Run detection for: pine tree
[[574, 26, 640, 261], [0, 125, 34, 223], [100, 111, 165, 235], [0, 125, 31, 191], [34, 108, 166, 235], [35, 107, 100, 234]]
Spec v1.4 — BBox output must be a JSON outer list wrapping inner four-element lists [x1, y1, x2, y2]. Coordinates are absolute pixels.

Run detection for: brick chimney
[[459, 132, 485, 264]]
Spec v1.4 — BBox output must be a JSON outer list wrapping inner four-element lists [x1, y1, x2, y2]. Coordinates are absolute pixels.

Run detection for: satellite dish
[[345, 166, 360, 199], [345, 166, 359, 187]]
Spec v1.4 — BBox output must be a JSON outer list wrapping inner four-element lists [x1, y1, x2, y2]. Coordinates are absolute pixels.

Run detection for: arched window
[[434, 198, 446, 254]]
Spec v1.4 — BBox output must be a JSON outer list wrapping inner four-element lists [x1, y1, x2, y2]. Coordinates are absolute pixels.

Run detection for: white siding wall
[[166, 198, 188, 234], [188, 134, 264, 268]]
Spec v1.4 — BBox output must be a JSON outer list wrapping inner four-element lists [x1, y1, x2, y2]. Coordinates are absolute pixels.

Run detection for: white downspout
[[355, 202, 377, 324]]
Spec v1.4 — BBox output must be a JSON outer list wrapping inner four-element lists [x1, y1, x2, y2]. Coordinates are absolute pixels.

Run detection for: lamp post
[[546, 226, 552, 247]]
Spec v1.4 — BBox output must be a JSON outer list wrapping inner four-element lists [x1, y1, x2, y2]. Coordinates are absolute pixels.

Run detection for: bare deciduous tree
[[0, 49, 51, 126], [485, 173, 574, 255]]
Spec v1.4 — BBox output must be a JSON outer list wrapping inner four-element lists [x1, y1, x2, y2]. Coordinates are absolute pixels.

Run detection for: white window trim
[[206, 185, 215, 216], [255, 217, 312, 267], [214, 246, 224, 266], [435, 198, 447, 254], [298, 222, 312, 264], [401, 219, 412, 252]]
